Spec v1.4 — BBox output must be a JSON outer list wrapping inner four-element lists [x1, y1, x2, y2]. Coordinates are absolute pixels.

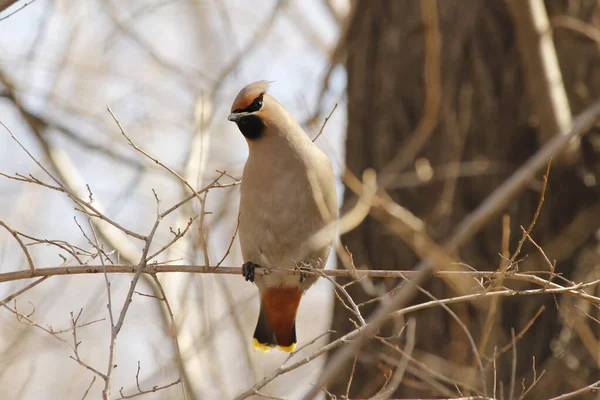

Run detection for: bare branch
[[507, 0, 577, 165], [0, 277, 48, 307], [312, 103, 338, 142], [0, 0, 36, 22], [307, 96, 600, 397], [0, 219, 35, 274], [116, 378, 182, 400]]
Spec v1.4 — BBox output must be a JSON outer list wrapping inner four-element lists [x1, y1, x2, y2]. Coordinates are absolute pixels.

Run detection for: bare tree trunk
[[328, 1, 600, 398]]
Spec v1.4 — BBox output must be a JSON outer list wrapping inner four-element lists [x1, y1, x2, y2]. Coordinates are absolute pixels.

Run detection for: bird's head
[[228, 81, 292, 141]]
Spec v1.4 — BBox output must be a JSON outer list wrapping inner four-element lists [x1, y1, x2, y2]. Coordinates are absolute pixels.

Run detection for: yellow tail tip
[[252, 338, 273, 353], [278, 343, 296, 352]]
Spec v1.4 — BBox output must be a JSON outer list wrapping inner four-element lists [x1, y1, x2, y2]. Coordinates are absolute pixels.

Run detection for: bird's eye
[[246, 94, 264, 113]]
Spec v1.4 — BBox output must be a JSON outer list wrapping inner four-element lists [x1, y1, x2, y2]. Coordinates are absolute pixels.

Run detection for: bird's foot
[[242, 261, 260, 282], [296, 262, 312, 284]]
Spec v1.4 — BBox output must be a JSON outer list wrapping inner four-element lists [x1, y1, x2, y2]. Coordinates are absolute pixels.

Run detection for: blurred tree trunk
[[328, 0, 600, 398]]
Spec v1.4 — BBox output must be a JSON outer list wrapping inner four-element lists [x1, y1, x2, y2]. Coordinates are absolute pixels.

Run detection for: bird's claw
[[242, 262, 260, 282], [297, 262, 312, 283]]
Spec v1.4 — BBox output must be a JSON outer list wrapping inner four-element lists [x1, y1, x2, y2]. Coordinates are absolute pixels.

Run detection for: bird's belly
[[240, 184, 330, 267]]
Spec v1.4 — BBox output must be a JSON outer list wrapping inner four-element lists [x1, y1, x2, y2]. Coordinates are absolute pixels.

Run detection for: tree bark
[[328, 1, 600, 398]]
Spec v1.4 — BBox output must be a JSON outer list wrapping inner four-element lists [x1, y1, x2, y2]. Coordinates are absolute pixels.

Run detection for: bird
[[227, 81, 338, 353]]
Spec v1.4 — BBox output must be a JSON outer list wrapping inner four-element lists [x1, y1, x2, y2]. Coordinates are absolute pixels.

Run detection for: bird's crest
[[230, 80, 271, 113]]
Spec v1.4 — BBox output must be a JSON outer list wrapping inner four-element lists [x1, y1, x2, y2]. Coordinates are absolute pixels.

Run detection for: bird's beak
[[227, 112, 250, 122]]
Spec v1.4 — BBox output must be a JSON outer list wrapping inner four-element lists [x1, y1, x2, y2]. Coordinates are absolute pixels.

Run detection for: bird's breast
[[239, 168, 329, 272]]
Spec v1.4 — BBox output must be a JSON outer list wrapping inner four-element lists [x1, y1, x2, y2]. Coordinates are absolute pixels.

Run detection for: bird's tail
[[253, 287, 303, 353], [252, 302, 277, 352]]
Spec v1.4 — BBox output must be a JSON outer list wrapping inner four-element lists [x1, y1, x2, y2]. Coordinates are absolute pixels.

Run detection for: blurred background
[[2, 0, 600, 399], [0, 0, 347, 398]]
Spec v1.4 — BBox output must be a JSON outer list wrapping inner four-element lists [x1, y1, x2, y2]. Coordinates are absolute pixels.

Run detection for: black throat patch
[[236, 114, 265, 140]]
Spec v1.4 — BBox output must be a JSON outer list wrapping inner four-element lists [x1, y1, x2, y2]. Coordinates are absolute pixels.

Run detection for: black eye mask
[[233, 93, 264, 114]]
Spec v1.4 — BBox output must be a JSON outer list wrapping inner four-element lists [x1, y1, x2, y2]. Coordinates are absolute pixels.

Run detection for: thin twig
[[150, 273, 189, 400], [115, 378, 182, 400], [373, 317, 417, 400], [497, 306, 545, 357], [510, 160, 552, 263], [509, 328, 517, 400], [0, 220, 35, 274], [0, 277, 48, 307], [312, 103, 338, 142], [0, 0, 36, 22], [81, 376, 97, 400]]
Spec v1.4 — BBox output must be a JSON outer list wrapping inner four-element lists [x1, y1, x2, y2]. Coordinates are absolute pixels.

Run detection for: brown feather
[[260, 287, 303, 346], [230, 80, 270, 112]]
